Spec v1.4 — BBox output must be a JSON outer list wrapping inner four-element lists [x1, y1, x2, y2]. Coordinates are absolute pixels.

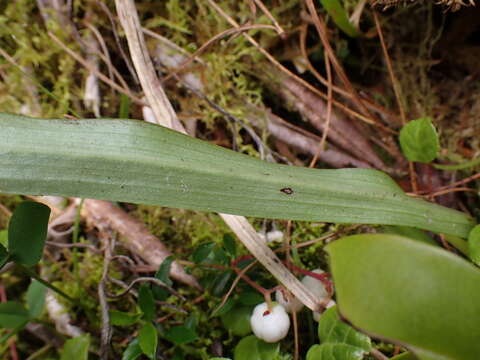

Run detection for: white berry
[[302, 269, 329, 302], [250, 302, 290, 343], [275, 288, 303, 313]]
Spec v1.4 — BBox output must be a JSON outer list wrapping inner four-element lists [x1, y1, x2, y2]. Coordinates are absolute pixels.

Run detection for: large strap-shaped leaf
[[0, 113, 473, 237], [326, 234, 480, 360]]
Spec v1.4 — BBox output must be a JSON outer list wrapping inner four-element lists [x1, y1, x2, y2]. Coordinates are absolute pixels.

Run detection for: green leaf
[[60, 335, 90, 360], [319, 0, 360, 37], [0, 114, 473, 237], [233, 335, 279, 360], [318, 306, 371, 352], [155, 255, 174, 287], [223, 234, 236, 257], [138, 284, 155, 321], [210, 358, 231, 360], [391, 353, 418, 360], [0, 244, 9, 270], [109, 310, 141, 326], [221, 306, 252, 336], [326, 234, 480, 360], [238, 291, 264, 306], [468, 225, 480, 266], [0, 302, 30, 329], [399, 117, 439, 163], [212, 270, 233, 297], [8, 201, 51, 265], [211, 297, 236, 317], [164, 324, 198, 345], [306, 343, 364, 360], [192, 242, 215, 264], [122, 338, 143, 360], [382, 226, 437, 246], [0, 230, 7, 247], [26, 279, 47, 318], [138, 323, 158, 359]]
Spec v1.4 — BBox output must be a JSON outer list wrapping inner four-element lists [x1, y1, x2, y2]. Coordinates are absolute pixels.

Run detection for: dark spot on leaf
[[280, 187, 294, 195]]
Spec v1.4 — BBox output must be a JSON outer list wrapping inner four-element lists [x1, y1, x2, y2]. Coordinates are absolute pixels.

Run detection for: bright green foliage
[[138, 285, 155, 322], [155, 256, 174, 287], [468, 225, 480, 265], [138, 322, 158, 359], [327, 234, 480, 360], [399, 117, 440, 163], [306, 343, 364, 360], [109, 311, 141, 326], [0, 244, 8, 269], [60, 335, 90, 360], [164, 324, 198, 345], [319, 0, 360, 37], [390, 353, 418, 360], [8, 201, 50, 265], [26, 279, 47, 318], [233, 335, 279, 360], [0, 302, 30, 328], [318, 306, 371, 352], [221, 305, 252, 336], [122, 339, 143, 360], [0, 114, 473, 237]]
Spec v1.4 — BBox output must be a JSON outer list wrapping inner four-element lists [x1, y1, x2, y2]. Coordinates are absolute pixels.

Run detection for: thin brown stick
[[252, 0, 285, 36], [98, 236, 113, 360], [205, 0, 393, 133], [304, 0, 379, 123], [309, 47, 333, 168], [162, 24, 278, 84], [413, 172, 480, 194], [47, 32, 144, 105]]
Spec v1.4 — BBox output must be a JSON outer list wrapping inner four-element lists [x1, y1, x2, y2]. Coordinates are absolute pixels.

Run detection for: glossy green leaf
[[7, 201, 51, 265], [306, 344, 364, 360], [0, 302, 30, 328], [318, 306, 371, 352], [433, 156, 480, 170], [109, 310, 141, 326], [468, 225, 480, 266], [0, 230, 7, 247], [138, 284, 155, 321], [233, 335, 279, 360], [221, 306, 252, 336], [60, 334, 90, 360], [212, 270, 233, 297], [399, 117, 439, 163], [26, 279, 47, 318], [138, 322, 157, 359], [319, 0, 360, 37], [211, 297, 236, 317], [326, 234, 480, 360], [238, 291, 264, 306], [192, 242, 216, 264], [0, 114, 473, 237], [382, 226, 437, 246], [164, 324, 198, 345], [122, 338, 143, 360], [223, 234, 237, 257], [155, 255, 174, 287]]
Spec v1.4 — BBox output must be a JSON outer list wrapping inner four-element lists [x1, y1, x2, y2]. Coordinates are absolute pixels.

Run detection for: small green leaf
[[122, 338, 143, 360], [319, 0, 360, 37], [221, 306, 252, 336], [60, 334, 90, 360], [306, 343, 364, 360], [109, 310, 141, 326], [390, 353, 418, 360], [138, 323, 158, 359], [0, 302, 30, 328], [0, 230, 7, 247], [382, 226, 437, 246], [8, 201, 51, 266], [26, 279, 47, 318], [164, 325, 198, 345], [238, 291, 264, 306], [399, 117, 439, 163], [155, 256, 173, 287], [223, 234, 236, 257], [138, 284, 155, 321], [192, 242, 215, 264], [211, 297, 236, 317], [233, 335, 279, 360], [468, 225, 480, 266], [318, 306, 371, 352], [0, 244, 9, 270], [212, 270, 233, 297]]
